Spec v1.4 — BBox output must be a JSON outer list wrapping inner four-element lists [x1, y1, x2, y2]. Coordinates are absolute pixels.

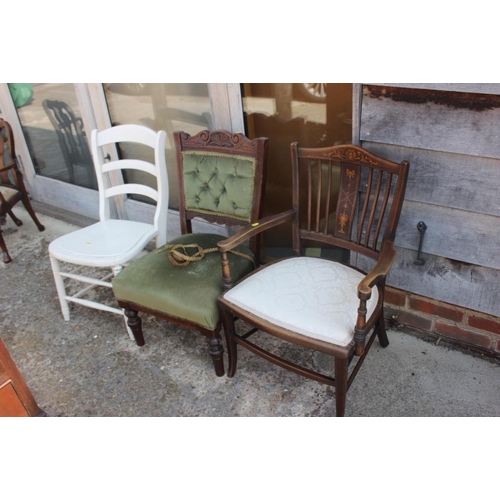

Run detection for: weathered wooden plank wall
[[358, 249, 500, 317], [355, 84, 500, 318], [360, 86, 500, 158], [365, 144, 500, 217], [397, 201, 500, 270]]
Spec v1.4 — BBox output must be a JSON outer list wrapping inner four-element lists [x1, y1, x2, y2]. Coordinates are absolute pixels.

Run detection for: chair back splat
[[174, 130, 267, 262], [217, 142, 409, 416], [291, 143, 409, 261]]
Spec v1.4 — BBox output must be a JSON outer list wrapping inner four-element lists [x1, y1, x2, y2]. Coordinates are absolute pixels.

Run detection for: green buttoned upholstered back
[[182, 151, 256, 222]]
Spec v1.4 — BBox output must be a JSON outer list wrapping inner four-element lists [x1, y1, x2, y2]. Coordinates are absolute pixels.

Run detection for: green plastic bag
[[8, 83, 33, 108]]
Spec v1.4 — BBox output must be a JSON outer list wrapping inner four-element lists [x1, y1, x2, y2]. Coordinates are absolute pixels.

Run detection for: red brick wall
[[384, 287, 500, 356]]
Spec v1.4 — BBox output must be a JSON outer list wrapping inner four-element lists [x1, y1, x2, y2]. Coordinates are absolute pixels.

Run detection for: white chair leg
[[112, 265, 135, 342], [50, 255, 71, 321], [122, 312, 136, 342]]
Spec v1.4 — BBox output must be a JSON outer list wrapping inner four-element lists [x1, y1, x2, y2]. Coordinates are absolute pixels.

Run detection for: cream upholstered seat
[[223, 257, 379, 347]]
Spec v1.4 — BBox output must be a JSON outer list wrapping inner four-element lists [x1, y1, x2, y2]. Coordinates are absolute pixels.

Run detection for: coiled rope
[[154, 243, 255, 268]]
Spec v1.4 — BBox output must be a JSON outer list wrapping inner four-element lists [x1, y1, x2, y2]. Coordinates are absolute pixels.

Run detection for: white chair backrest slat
[[105, 184, 159, 203], [102, 159, 158, 178]]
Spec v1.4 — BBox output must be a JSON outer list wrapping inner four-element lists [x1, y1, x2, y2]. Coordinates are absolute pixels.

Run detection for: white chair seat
[[223, 257, 379, 347], [49, 220, 158, 267]]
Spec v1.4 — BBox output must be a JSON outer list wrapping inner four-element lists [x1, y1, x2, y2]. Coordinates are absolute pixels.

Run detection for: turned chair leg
[[206, 328, 225, 377], [221, 308, 238, 378], [334, 356, 349, 417], [123, 308, 145, 346]]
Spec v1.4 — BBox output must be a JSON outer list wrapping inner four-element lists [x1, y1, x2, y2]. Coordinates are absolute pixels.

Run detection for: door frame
[[0, 83, 100, 220], [0, 83, 244, 229]]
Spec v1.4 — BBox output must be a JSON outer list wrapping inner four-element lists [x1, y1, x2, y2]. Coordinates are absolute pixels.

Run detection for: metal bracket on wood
[[414, 221, 427, 266]]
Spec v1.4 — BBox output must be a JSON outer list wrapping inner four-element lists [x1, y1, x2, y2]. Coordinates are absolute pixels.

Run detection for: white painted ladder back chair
[[49, 124, 168, 338]]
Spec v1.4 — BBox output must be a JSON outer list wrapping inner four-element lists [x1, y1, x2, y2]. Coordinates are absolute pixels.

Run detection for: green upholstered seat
[[112, 232, 254, 330]]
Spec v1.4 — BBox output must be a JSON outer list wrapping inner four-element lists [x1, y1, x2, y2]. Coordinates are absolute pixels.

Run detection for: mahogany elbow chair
[[0, 119, 45, 263], [217, 143, 409, 416], [112, 130, 268, 376]]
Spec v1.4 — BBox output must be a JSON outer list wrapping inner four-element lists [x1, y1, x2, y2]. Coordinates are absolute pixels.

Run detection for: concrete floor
[[1, 206, 499, 417]]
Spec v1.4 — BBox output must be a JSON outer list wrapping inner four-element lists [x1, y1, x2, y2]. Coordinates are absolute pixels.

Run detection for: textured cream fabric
[[223, 257, 379, 347], [0, 186, 18, 203]]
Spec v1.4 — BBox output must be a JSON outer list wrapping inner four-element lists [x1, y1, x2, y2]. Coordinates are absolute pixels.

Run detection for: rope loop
[[154, 242, 255, 268]]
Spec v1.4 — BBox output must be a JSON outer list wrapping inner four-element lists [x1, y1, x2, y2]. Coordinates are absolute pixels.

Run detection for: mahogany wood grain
[[0, 338, 44, 417]]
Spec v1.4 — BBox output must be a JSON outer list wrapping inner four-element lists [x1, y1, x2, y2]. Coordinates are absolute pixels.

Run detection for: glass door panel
[[242, 83, 353, 253], [12, 83, 96, 190], [103, 83, 212, 210]]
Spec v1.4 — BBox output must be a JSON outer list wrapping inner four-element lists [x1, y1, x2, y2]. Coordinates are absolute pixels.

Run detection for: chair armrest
[[0, 160, 16, 173], [357, 241, 396, 300], [218, 209, 296, 290], [217, 209, 296, 253]]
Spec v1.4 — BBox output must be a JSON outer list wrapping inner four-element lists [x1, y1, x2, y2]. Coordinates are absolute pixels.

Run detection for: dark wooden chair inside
[[112, 130, 268, 376], [217, 143, 409, 416], [42, 99, 96, 189], [0, 119, 45, 263]]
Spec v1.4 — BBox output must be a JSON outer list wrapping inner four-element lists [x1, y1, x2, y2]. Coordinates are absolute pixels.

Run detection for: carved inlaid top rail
[[178, 130, 262, 157], [298, 144, 403, 172]]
